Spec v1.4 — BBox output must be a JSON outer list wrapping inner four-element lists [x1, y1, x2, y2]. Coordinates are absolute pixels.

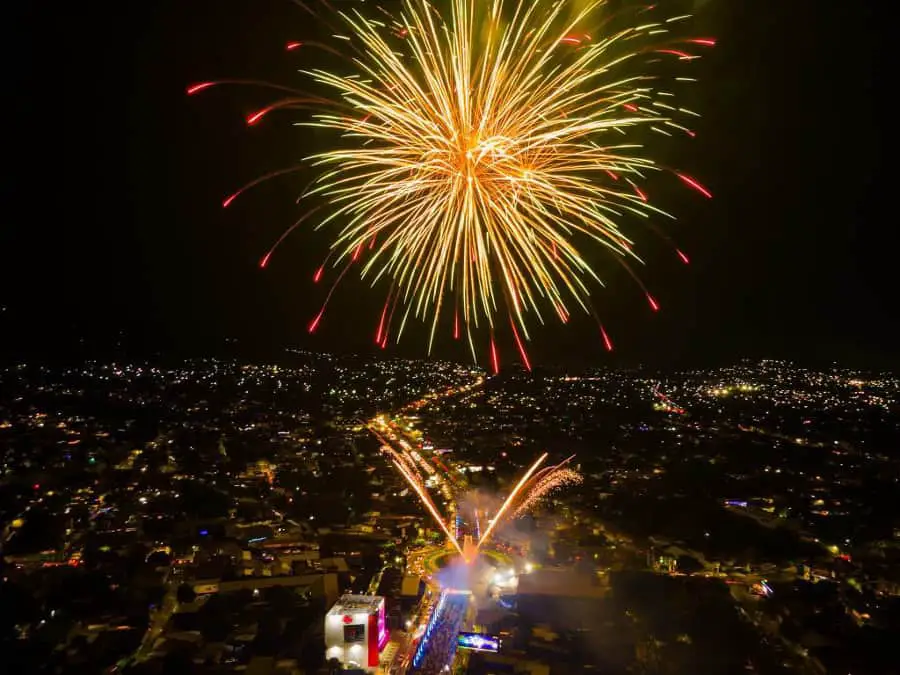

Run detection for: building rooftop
[[328, 594, 384, 615]]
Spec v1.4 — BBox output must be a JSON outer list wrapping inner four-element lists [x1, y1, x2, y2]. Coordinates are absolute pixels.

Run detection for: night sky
[[2, 1, 890, 368]]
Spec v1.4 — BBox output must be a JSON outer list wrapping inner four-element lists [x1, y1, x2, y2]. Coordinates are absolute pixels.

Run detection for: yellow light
[[296, 0, 709, 355]]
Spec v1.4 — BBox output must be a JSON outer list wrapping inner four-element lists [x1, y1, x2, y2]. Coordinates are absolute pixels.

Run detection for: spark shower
[[188, 0, 713, 369]]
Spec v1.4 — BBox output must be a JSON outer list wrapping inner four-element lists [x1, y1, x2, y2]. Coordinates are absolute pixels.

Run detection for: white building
[[325, 594, 388, 672]]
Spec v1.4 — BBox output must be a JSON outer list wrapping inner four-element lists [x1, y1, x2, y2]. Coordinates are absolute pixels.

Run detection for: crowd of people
[[411, 594, 468, 675]]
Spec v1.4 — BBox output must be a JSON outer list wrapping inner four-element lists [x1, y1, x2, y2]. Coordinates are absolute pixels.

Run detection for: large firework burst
[[190, 0, 713, 369]]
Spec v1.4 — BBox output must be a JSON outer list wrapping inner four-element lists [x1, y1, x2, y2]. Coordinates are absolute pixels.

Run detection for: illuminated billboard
[[457, 632, 500, 653]]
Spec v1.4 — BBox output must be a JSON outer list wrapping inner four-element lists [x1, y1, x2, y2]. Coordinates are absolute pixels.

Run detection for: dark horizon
[[1, 329, 894, 376], [2, 0, 891, 369]]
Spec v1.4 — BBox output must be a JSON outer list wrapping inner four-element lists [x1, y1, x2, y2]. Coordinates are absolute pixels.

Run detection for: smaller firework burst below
[[512, 464, 583, 519]]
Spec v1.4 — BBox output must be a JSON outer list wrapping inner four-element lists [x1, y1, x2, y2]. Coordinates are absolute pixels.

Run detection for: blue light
[[457, 632, 500, 653], [199, 529, 209, 536], [413, 591, 447, 668]]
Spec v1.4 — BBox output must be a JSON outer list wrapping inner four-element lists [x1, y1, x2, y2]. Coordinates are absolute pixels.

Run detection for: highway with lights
[[365, 379, 532, 674]]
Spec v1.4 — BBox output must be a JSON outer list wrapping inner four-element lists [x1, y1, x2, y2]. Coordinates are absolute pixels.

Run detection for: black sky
[[1, 1, 892, 368]]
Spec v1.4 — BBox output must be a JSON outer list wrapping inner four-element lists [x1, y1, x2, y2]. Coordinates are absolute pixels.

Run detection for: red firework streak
[[245, 96, 329, 126], [655, 49, 692, 59], [258, 207, 324, 269], [509, 318, 532, 371], [453, 309, 460, 340], [308, 309, 325, 333], [307, 262, 354, 334], [600, 325, 614, 352], [379, 291, 400, 349], [375, 298, 390, 344], [186, 82, 215, 95], [490, 336, 500, 375], [588, 306, 614, 353], [222, 166, 307, 209], [676, 172, 713, 199]]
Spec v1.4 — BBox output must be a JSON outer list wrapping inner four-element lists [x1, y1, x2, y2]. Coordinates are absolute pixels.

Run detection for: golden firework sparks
[[190, 0, 714, 368]]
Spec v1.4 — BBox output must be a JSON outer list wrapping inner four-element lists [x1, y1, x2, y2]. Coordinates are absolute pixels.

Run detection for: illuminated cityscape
[[2, 355, 898, 674], [2, 0, 892, 674]]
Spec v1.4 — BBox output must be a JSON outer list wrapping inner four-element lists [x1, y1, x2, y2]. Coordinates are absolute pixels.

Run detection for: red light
[[308, 309, 324, 334], [286, 41, 303, 51], [247, 109, 267, 126], [490, 338, 499, 375], [656, 49, 692, 59], [376, 301, 389, 344], [510, 319, 531, 372], [600, 326, 614, 352], [33, 483, 40, 490], [343, 615, 353, 624], [676, 172, 713, 199], [186, 82, 215, 95]]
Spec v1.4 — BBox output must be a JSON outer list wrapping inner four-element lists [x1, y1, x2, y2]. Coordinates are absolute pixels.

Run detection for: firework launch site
[[326, 372, 777, 675], [360, 380, 578, 675]]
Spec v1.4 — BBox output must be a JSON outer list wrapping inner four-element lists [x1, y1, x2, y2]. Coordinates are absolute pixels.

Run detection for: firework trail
[[382, 444, 423, 484], [513, 468, 583, 517], [190, 0, 713, 366], [391, 456, 464, 556], [510, 454, 581, 517], [477, 452, 547, 550]]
